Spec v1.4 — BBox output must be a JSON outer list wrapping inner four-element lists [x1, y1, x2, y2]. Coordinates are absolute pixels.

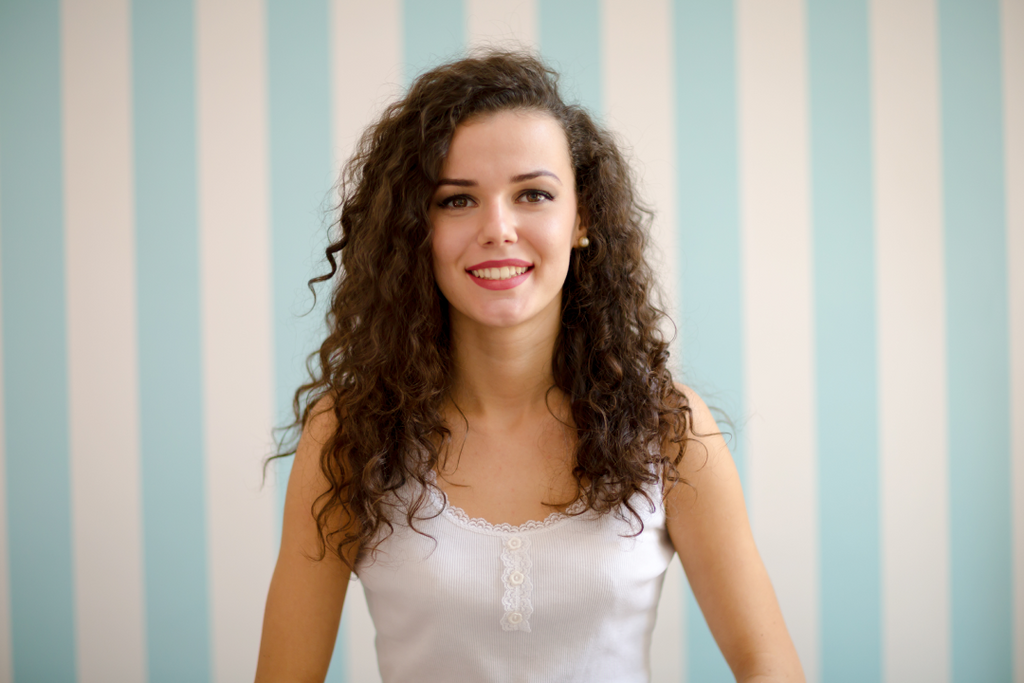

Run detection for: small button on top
[[509, 570, 525, 586], [507, 611, 523, 625], [506, 536, 523, 550]]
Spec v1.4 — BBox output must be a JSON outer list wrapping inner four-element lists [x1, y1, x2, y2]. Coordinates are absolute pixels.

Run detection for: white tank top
[[353, 475, 676, 683]]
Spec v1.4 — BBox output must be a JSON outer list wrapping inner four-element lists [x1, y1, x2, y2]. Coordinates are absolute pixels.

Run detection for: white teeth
[[470, 266, 529, 280]]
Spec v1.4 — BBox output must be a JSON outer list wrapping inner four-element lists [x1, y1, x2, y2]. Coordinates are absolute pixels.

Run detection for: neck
[[446, 308, 565, 425]]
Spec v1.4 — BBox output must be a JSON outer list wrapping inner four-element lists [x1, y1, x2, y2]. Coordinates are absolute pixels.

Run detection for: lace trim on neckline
[[426, 470, 586, 535], [443, 500, 585, 534]]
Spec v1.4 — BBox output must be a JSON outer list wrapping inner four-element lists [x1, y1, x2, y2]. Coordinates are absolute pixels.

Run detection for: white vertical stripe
[[600, 3, 683, 680], [602, 0, 681, 372], [60, 2, 147, 682], [465, 0, 538, 52], [1002, 1, 1024, 681], [330, 0, 402, 184], [195, 1, 277, 680], [329, 3, 401, 679], [650, 559, 685, 683], [343, 580, 382, 683], [736, 1, 819, 680], [869, 2, 951, 682], [0, 112, 11, 683]]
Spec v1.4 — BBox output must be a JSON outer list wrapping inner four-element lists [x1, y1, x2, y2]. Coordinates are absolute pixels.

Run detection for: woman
[[255, 51, 803, 683]]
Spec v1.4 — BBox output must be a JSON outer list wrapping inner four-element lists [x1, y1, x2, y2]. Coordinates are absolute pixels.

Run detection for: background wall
[[0, 0, 1020, 682]]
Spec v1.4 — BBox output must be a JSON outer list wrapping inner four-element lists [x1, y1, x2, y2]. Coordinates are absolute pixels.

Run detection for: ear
[[574, 212, 587, 241]]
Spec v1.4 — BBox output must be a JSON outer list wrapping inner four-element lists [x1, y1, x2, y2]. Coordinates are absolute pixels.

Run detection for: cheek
[[539, 216, 577, 262], [430, 230, 461, 294], [429, 224, 452, 271], [430, 248, 449, 287]]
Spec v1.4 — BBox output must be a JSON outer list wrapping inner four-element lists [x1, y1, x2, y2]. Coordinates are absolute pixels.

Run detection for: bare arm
[[255, 401, 358, 683], [665, 386, 804, 683]]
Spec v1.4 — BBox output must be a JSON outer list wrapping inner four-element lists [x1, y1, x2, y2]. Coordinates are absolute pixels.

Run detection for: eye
[[438, 194, 473, 209], [520, 190, 553, 204]]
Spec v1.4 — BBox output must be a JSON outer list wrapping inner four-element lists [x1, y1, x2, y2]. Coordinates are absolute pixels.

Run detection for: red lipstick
[[466, 259, 533, 290], [466, 258, 532, 270]]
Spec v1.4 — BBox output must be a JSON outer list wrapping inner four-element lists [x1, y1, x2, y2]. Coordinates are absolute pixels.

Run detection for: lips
[[467, 267, 532, 290], [466, 258, 533, 270]]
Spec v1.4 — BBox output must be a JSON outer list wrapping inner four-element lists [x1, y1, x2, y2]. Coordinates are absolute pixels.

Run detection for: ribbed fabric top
[[353, 477, 676, 683]]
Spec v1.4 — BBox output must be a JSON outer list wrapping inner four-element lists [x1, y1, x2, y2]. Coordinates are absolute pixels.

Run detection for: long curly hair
[[269, 49, 693, 565]]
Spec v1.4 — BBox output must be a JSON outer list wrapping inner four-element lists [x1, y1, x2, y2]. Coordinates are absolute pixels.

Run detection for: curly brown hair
[[269, 49, 693, 566]]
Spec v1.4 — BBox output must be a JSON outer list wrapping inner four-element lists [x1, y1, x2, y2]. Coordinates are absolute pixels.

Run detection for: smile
[[465, 264, 533, 290], [469, 266, 529, 280]]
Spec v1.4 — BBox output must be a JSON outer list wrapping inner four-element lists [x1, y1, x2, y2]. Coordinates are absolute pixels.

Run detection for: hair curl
[[267, 49, 694, 566]]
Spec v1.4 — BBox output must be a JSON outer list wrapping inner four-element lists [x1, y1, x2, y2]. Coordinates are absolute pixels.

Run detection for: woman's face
[[429, 110, 586, 333]]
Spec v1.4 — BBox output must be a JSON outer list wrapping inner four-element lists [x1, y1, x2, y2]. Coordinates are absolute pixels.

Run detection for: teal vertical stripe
[[674, 1, 742, 680], [266, 0, 332, 533], [0, 2, 77, 681], [807, 1, 881, 681], [132, 1, 211, 681], [266, 1, 346, 680], [403, 0, 464, 83], [537, 0, 602, 115], [937, 1, 1013, 681]]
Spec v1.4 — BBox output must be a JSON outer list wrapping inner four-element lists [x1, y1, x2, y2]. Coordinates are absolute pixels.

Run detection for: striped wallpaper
[[0, 0, 1019, 682]]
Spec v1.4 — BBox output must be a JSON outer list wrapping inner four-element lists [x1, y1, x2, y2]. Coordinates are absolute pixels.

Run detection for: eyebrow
[[436, 169, 563, 188]]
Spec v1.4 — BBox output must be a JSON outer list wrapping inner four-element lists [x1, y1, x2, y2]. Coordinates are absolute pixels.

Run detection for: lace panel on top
[[425, 470, 590, 631]]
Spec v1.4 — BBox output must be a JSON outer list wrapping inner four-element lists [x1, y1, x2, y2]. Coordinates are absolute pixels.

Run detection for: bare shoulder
[[299, 393, 341, 459], [288, 392, 355, 560], [663, 383, 735, 503], [289, 394, 342, 519], [675, 382, 722, 442]]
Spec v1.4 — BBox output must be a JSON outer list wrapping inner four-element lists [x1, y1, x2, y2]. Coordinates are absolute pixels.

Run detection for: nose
[[477, 199, 517, 247]]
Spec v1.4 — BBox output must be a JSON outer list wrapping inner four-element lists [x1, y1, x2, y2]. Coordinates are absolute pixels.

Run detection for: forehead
[[441, 110, 573, 178]]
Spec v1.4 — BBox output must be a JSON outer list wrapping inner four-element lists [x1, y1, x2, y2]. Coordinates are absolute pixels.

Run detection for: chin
[[454, 300, 536, 329], [474, 309, 533, 329]]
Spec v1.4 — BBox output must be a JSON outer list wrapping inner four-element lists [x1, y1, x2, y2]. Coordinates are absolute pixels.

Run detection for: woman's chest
[[435, 424, 580, 526], [355, 506, 675, 683], [357, 505, 675, 634]]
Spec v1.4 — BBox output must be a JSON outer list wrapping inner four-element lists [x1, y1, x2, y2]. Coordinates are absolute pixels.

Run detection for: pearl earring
[[577, 236, 590, 248]]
